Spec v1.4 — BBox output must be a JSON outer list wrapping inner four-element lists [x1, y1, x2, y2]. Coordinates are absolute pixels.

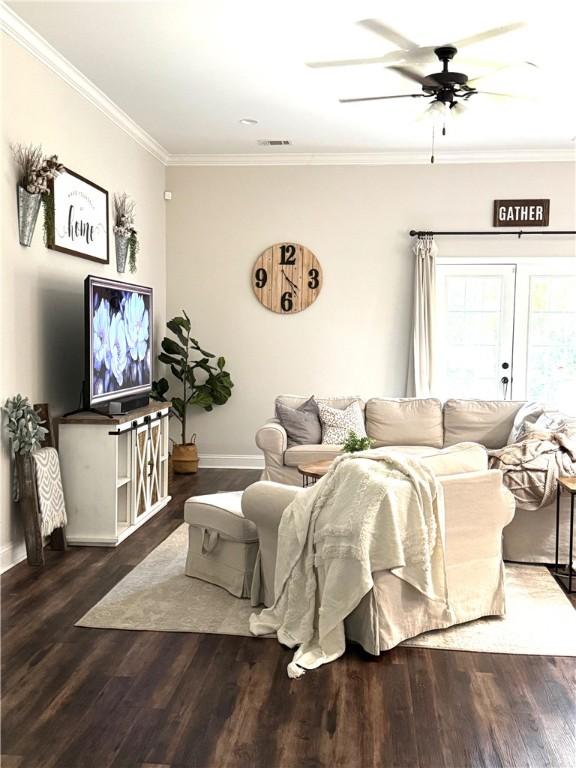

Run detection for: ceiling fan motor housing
[[435, 45, 458, 61]]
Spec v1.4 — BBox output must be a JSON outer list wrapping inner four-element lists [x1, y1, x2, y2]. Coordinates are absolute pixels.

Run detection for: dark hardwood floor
[[2, 469, 575, 768]]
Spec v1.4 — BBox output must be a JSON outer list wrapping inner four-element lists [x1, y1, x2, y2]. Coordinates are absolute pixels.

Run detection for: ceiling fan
[[308, 19, 528, 70], [339, 45, 519, 114], [307, 20, 535, 117]]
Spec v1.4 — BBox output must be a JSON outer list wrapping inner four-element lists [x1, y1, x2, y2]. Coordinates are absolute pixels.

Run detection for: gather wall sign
[[493, 199, 550, 227]]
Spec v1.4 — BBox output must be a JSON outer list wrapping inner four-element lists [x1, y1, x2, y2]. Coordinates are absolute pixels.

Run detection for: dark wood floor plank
[[2, 468, 575, 768]]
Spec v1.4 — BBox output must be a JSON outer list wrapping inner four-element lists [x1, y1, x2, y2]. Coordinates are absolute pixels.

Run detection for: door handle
[[500, 376, 509, 399]]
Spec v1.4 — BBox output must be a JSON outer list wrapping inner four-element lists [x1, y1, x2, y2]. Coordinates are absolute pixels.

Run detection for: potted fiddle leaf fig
[[151, 311, 233, 473]]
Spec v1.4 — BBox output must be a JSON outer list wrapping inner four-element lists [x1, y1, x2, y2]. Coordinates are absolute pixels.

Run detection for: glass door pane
[[523, 275, 576, 413], [436, 265, 516, 399]]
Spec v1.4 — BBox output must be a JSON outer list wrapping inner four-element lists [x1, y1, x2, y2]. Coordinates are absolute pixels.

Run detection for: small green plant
[[42, 194, 55, 245], [342, 430, 374, 453], [151, 311, 233, 444], [128, 230, 139, 273], [3, 394, 48, 455]]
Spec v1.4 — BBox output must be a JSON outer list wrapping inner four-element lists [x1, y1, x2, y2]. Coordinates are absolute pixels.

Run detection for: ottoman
[[184, 491, 258, 598]]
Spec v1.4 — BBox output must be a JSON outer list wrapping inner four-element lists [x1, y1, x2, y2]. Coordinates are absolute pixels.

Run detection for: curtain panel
[[406, 235, 438, 397]]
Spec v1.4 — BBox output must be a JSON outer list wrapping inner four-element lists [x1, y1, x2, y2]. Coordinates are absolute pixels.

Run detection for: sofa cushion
[[276, 394, 365, 412], [319, 401, 367, 444], [284, 444, 342, 467], [184, 492, 257, 542], [365, 443, 486, 475], [417, 442, 488, 476], [276, 396, 322, 447], [366, 398, 443, 448], [443, 399, 525, 449]]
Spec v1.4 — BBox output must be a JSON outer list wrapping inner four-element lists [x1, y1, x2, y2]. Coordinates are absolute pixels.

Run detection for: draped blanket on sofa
[[489, 430, 576, 511], [249, 449, 451, 677]]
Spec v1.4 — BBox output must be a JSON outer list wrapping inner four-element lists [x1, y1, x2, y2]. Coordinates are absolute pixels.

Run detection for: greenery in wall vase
[[151, 311, 233, 464]]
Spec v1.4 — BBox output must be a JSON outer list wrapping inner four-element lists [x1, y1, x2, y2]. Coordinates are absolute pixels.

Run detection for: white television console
[[57, 402, 171, 546]]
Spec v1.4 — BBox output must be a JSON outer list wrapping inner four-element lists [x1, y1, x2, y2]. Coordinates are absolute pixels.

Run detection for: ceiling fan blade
[[306, 55, 393, 69], [452, 22, 525, 49], [339, 93, 427, 103], [388, 65, 439, 87], [468, 61, 538, 84], [474, 91, 516, 98], [356, 19, 418, 50]]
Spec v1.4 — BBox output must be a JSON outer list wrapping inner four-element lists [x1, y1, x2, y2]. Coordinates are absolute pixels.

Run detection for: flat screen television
[[84, 275, 153, 410]]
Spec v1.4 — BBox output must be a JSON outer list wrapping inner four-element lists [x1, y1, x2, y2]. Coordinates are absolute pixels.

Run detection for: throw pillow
[[276, 396, 322, 446], [318, 401, 367, 445]]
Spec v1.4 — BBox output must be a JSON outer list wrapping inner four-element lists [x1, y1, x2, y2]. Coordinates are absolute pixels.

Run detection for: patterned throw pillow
[[318, 401, 367, 445]]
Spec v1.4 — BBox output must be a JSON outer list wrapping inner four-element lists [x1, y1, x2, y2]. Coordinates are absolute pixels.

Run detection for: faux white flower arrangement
[[11, 143, 65, 195], [92, 291, 150, 395], [113, 193, 139, 273]]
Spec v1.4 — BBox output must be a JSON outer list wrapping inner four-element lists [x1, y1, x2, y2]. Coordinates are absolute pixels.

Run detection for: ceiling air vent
[[257, 139, 292, 146]]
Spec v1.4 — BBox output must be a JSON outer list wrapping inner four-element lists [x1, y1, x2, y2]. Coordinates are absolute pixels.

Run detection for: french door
[[436, 261, 576, 411], [436, 265, 515, 400]]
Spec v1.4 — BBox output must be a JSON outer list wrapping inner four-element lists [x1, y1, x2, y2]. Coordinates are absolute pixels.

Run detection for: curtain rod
[[409, 229, 576, 238]]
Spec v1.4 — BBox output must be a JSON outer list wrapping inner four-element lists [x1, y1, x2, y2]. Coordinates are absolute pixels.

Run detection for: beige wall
[[1, 34, 166, 570], [166, 162, 575, 460]]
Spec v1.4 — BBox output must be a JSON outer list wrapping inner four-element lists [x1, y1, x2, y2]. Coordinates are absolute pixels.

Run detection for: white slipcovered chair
[[243, 443, 516, 652]]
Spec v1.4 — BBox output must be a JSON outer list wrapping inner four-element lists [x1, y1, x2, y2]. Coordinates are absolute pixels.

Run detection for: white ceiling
[[7, 0, 576, 157]]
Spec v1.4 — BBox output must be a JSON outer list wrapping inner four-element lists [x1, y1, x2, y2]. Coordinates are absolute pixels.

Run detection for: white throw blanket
[[249, 449, 450, 677]]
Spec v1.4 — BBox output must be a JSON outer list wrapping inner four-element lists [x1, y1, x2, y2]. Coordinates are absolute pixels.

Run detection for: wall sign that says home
[[47, 168, 109, 263], [493, 199, 550, 227]]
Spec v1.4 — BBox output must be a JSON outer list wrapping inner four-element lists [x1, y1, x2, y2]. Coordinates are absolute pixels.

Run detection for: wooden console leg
[[50, 527, 67, 551], [16, 454, 45, 567]]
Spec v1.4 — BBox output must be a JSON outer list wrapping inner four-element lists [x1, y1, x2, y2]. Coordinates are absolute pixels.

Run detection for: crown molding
[[166, 148, 576, 166], [1, 3, 170, 164]]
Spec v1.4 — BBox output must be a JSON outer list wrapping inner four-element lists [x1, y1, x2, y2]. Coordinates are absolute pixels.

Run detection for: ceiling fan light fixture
[[428, 100, 446, 115], [450, 101, 467, 116]]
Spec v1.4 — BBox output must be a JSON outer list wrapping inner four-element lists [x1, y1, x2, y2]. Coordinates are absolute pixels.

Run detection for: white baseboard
[[1, 540, 28, 574], [199, 454, 264, 470]]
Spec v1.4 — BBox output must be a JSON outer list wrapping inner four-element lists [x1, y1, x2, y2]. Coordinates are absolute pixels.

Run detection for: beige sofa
[[243, 444, 516, 650], [255, 396, 575, 565]]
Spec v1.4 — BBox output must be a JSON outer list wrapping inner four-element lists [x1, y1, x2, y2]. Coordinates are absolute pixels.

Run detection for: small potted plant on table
[[342, 431, 374, 453], [151, 311, 233, 473]]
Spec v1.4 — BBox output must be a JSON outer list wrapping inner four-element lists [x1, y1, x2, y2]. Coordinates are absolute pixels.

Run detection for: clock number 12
[[279, 244, 296, 265]]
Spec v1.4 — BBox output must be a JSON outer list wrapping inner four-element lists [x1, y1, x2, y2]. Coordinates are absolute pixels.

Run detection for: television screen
[[85, 276, 153, 407]]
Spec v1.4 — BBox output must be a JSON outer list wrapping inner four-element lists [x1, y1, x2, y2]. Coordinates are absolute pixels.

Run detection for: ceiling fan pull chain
[[430, 122, 435, 164]]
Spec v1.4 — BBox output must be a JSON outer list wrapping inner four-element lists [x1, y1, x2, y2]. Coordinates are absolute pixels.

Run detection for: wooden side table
[[298, 459, 333, 487], [555, 476, 576, 594]]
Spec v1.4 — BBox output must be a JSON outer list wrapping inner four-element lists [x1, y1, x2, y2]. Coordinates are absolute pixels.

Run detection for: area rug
[[77, 524, 576, 656]]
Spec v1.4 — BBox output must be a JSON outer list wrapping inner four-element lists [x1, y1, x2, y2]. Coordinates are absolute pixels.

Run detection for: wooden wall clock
[[251, 242, 322, 314]]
